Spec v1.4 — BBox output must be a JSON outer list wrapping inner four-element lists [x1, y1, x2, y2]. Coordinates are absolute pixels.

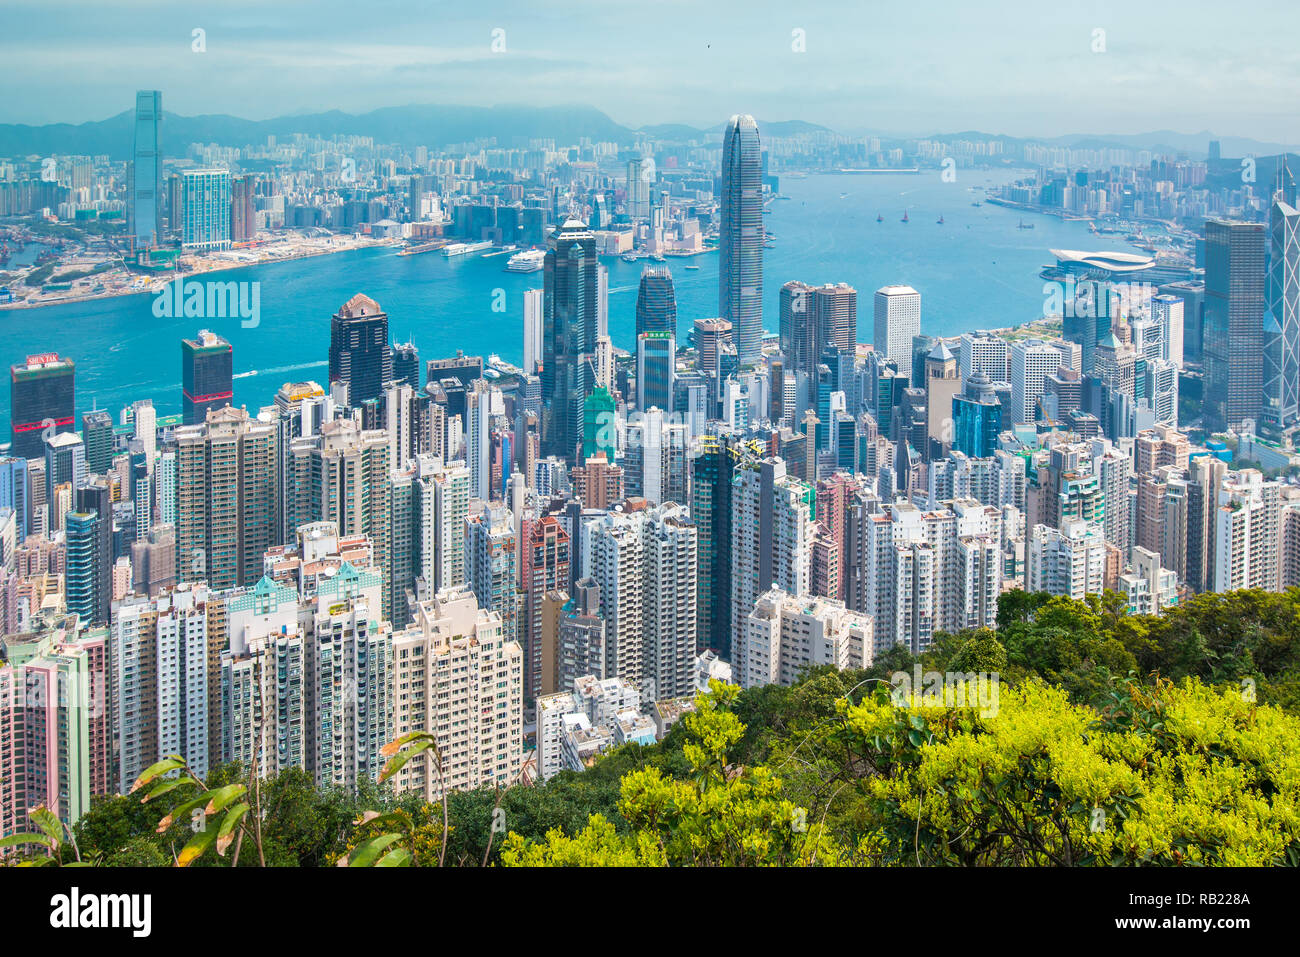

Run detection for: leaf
[[204, 784, 247, 816], [142, 778, 191, 803], [346, 833, 403, 867], [156, 795, 209, 834], [380, 730, 434, 758], [374, 848, 412, 867], [216, 804, 249, 857], [378, 740, 434, 784], [130, 756, 187, 793], [0, 832, 53, 850], [177, 827, 217, 867], [28, 807, 63, 849]]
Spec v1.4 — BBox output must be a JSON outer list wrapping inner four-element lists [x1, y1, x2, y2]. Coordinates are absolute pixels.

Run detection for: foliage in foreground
[[4, 587, 1300, 866]]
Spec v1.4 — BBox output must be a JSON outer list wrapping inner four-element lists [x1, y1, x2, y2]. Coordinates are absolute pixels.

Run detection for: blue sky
[[2, 0, 1298, 140]]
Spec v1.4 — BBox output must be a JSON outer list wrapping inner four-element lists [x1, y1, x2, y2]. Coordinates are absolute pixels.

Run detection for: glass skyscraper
[[1204, 219, 1266, 429], [329, 294, 393, 407], [129, 90, 162, 246], [542, 219, 598, 461], [635, 265, 677, 339], [719, 114, 763, 365], [181, 169, 232, 251]]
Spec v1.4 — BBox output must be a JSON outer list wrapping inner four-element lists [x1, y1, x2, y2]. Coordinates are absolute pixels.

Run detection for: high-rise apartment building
[[180, 169, 232, 251], [390, 588, 523, 800], [174, 406, 277, 590], [737, 588, 872, 690]]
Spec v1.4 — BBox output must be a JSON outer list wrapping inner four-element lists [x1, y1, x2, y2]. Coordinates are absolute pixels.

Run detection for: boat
[[684, 264, 701, 270], [397, 240, 447, 256], [901, 211, 909, 223], [505, 249, 545, 273], [937, 215, 945, 225], [621, 253, 639, 263], [651, 253, 666, 262], [1017, 220, 1034, 230], [876, 213, 883, 223], [443, 240, 494, 258], [971, 201, 982, 207]]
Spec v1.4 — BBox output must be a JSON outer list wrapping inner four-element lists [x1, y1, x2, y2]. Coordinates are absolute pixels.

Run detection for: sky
[[2, 0, 1299, 142]]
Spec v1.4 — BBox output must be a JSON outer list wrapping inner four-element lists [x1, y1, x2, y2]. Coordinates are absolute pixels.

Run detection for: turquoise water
[[0, 169, 1103, 428]]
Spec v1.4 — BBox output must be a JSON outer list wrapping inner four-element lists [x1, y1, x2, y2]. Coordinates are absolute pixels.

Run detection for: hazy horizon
[[2, 0, 1299, 143]]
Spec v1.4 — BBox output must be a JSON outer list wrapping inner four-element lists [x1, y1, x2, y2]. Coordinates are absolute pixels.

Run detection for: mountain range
[[0, 103, 1286, 160]]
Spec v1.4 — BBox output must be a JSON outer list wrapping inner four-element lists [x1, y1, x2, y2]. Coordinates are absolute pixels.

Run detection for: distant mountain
[[0, 104, 1281, 161], [0, 104, 642, 158], [918, 129, 1291, 159]]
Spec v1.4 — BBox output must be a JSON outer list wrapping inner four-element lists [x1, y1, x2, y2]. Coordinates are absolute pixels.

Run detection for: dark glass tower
[[129, 90, 163, 247], [65, 478, 112, 626], [81, 409, 114, 475], [542, 219, 598, 462], [392, 341, 420, 389], [329, 293, 393, 407], [634, 265, 677, 339], [9, 353, 75, 460], [1204, 220, 1266, 429], [719, 114, 764, 365], [182, 330, 233, 425]]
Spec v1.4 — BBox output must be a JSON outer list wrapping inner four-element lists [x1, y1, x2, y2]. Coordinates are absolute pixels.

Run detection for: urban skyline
[[1, 2, 1298, 893]]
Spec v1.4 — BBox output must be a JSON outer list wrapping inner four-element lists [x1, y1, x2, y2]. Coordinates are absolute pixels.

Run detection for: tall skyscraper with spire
[[1263, 159, 1300, 428], [542, 219, 598, 462], [719, 114, 764, 366]]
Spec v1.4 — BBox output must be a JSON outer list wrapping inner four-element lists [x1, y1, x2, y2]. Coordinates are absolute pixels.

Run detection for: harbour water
[[0, 169, 1105, 427]]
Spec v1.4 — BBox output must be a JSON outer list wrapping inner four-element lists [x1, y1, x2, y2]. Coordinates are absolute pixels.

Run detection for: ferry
[[621, 253, 639, 263], [505, 249, 545, 273], [397, 240, 447, 256], [443, 240, 494, 258], [684, 263, 701, 270]]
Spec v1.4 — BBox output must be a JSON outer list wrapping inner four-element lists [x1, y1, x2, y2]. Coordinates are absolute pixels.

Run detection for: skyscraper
[[81, 409, 113, 476], [523, 288, 543, 375], [392, 341, 420, 389], [174, 407, 277, 590], [65, 479, 112, 626], [128, 90, 163, 247], [180, 169, 232, 251], [1263, 197, 1300, 428], [873, 286, 922, 380], [329, 293, 393, 407], [636, 332, 675, 412], [719, 114, 764, 365], [541, 219, 598, 462], [181, 330, 234, 425], [635, 266, 677, 339], [10, 353, 75, 460], [1204, 219, 1266, 429]]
